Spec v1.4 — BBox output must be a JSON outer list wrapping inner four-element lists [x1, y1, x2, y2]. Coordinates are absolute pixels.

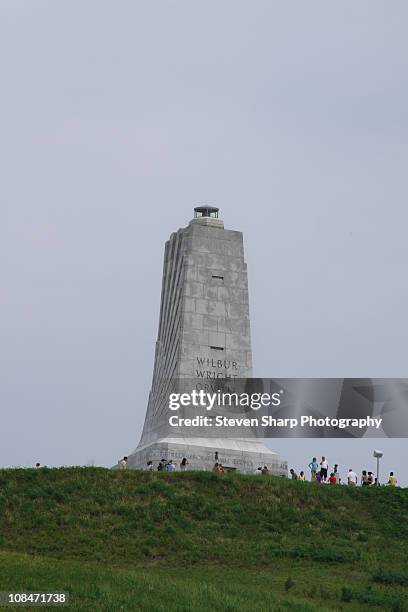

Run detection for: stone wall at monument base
[[127, 437, 288, 475]]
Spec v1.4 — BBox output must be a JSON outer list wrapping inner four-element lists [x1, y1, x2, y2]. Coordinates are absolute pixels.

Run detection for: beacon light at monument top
[[126, 206, 287, 474]]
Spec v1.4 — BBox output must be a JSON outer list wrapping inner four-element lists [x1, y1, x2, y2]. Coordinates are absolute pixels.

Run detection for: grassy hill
[[0, 468, 407, 611]]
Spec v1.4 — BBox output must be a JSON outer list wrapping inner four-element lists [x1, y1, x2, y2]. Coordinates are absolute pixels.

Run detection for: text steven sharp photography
[[168, 391, 383, 430]]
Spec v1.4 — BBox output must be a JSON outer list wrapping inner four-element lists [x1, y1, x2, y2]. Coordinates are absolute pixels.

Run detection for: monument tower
[[127, 207, 286, 474]]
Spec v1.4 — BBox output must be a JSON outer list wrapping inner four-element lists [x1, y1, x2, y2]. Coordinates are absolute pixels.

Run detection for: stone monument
[[126, 206, 287, 474]]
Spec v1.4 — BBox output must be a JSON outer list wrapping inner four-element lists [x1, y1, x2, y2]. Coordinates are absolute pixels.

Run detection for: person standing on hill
[[146, 461, 153, 471], [298, 471, 305, 481], [261, 465, 269, 476], [367, 471, 374, 485], [361, 470, 369, 486], [157, 458, 166, 471], [254, 466, 262, 475], [388, 472, 397, 486], [347, 469, 358, 486], [180, 457, 189, 471], [320, 456, 329, 482], [289, 468, 298, 480], [119, 456, 128, 469], [308, 457, 319, 480]]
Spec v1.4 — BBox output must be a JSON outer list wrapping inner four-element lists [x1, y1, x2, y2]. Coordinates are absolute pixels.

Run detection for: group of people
[[118, 456, 189, 472], [254, 466, 270, 475], [154, 459, 176, 472], [117, 453, 398, 486], [288, 456, 398, 486]]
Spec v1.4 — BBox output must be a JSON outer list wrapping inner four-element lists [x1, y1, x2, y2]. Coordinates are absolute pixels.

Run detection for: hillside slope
[[0, 468, 407, 610]]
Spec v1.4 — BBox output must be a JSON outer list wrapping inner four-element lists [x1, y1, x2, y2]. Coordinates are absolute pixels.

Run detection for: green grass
[[1, 549, 401, 612], [0, 468, 407, 610]]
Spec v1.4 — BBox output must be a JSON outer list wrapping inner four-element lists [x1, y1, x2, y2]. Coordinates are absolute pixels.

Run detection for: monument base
[[127, 437, 288, 475]]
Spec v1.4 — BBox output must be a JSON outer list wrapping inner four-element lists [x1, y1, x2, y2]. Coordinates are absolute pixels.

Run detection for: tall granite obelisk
[[127, 207, 286, 474]]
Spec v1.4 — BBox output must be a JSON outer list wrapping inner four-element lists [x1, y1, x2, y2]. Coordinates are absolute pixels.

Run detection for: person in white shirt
[[320, 456, 329, 481], [119, 456, 128, 469], [347, 468, 358, 486], [254, 467, 262, 475]]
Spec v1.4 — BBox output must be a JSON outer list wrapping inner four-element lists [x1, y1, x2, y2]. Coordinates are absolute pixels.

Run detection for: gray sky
[[1, 1, 407, 484]]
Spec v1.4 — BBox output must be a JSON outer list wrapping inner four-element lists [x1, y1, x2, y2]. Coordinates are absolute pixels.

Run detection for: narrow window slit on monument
[[212, 274, 224, 280], [210, 346, 224, 351]]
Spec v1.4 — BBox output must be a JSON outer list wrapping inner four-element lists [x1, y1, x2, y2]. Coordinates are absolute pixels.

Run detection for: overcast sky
[[1, 1, 407, 484]]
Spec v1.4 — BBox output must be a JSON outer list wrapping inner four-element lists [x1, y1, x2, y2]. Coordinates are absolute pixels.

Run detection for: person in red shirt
[[329, 472, 337, 485]]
